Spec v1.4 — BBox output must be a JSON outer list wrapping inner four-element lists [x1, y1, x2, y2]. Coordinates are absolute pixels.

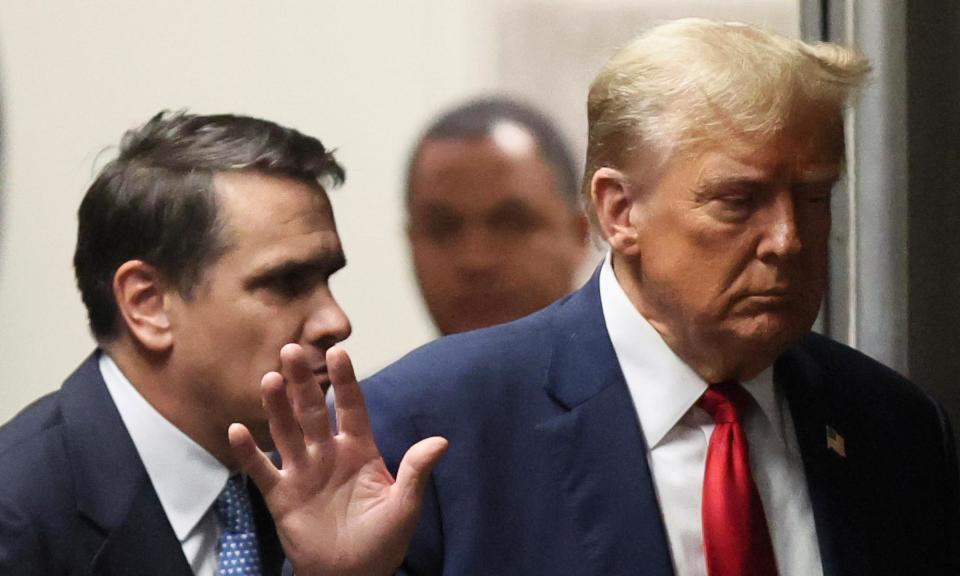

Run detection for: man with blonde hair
[[243, 19, 959, 575]]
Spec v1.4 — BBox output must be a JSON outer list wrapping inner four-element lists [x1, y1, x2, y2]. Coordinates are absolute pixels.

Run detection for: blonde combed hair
[[584, 18, 870, 212]]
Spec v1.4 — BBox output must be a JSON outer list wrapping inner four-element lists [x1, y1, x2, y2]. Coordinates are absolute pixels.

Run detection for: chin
[[729, 313, 810, 357]]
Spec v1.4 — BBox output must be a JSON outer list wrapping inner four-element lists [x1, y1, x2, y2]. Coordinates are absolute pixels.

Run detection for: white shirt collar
[[99, 352, 229, 541], [741, 368, 778, 433], [598, 253, 781, 448]]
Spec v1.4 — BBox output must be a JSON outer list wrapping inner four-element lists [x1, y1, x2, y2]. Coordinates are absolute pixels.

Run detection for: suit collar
[[58, 351, 195, 575], [98, 352, 229, 541], [544, 266, 628, 410], [58, 351, 285, 576], [538, 270, 675, 576], [59, 351, 156, 533]]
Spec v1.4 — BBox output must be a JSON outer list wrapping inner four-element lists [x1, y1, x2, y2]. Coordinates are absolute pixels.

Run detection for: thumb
[[393, 436, 449, 512]]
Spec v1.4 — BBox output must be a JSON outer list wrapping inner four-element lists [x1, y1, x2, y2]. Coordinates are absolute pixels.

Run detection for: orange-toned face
[[606, 123, 842, 381], [407, 134, 586, 335]]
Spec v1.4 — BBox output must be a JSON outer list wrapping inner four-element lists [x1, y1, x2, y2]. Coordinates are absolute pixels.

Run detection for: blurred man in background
[[405, 97, 588, 334]]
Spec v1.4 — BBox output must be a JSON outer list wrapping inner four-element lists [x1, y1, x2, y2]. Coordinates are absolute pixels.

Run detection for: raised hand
[[228, 343, 447, 576]]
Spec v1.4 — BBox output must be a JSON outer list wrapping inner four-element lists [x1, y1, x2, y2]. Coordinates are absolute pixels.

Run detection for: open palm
[[229, 344, 447, 576]]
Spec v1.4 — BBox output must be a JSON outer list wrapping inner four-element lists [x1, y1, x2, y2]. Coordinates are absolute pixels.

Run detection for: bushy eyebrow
[[244, 250, 346, 291], [695, 163, 841, 194], [692, 177, 766, 201]]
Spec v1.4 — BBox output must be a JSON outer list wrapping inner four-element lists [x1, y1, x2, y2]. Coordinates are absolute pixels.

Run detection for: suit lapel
[[537, 271, 674, 576], [88, 483, 195, 575], [778, 342, 872, 576], [59, 353, 194, 576]]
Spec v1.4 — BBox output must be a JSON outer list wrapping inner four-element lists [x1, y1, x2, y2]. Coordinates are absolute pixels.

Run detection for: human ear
[[112, 260, 173, 353], [590, 167, 642, 256]]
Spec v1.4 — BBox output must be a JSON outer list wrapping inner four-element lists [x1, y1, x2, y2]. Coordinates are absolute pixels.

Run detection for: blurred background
[[0, 0, 957, 442]]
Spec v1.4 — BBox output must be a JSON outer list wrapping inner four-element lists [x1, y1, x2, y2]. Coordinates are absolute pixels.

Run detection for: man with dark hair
[[406, 96, 588, 334], [0, 111, 445, 575]]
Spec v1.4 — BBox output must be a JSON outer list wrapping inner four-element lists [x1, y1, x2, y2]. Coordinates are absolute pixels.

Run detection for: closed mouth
[[739, 292, 800, 309]]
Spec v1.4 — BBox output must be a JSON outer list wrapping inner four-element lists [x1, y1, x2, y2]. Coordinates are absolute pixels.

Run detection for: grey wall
[[807, 0, 960, 452], [907, 0, 960, 436]]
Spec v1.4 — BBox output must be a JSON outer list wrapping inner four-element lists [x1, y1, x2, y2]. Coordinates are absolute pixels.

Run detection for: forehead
[[212, 171, 338, 247], [658, 121, 845, 182], [409, 135, 561, 207]]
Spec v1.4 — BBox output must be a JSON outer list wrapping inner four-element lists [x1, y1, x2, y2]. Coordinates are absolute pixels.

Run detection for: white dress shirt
[[100, 352, 229, 576], [598, 255, 822, 576]]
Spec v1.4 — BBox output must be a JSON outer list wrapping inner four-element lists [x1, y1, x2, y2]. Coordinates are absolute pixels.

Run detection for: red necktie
[[699, 382, 778, 576]]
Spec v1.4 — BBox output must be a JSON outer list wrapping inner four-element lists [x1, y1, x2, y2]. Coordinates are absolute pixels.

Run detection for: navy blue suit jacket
[[0, 352, 285, 575], [364, 272, 960, 575]]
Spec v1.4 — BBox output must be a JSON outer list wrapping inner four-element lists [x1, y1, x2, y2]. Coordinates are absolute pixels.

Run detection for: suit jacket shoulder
[[0, 354, 195, 575], [788, 331, 954, 459], [364, 276, 675, 575], [780, 332, 960, 575], [0, 388, 76, 575]]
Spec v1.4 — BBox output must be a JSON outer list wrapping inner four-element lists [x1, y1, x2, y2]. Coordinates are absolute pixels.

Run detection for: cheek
[[642, 217, 729, 283], [224, 321, 304, 402], [412, 246, 457, 291], [218, 327, 276, 377], [645, 227, 757, 319], [521, 231, 577, 263], [508, 234, 577, 279], [228, 303, 308, 354], [806, 228, 831, 267]]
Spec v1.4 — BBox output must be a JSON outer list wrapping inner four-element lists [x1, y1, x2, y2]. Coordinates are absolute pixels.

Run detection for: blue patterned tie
[[215, 475, 264, 576]]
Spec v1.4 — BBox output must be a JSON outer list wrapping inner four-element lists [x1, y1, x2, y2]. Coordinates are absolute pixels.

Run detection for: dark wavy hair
[[74, 110, 344, 340]]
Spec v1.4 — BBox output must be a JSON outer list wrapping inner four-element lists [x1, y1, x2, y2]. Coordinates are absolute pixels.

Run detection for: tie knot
[[216, 475, 256, 535], [699, 381, 748, 424]]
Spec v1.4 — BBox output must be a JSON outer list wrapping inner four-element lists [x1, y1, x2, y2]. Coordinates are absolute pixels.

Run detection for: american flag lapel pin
[[826, 425, 846, 458]]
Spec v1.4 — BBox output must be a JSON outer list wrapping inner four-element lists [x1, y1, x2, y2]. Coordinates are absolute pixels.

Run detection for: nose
[[301, 289, 352, 350], [455, 226, 498, 277], [757, 191, 803, 260]]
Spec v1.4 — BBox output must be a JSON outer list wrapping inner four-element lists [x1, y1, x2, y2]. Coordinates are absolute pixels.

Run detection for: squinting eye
[[717, 195, 755, 216], [721, 196, 753, 208], [707, 192, 756, 223], [271, 269, 327, 299], [275, 271, 309, 297]]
